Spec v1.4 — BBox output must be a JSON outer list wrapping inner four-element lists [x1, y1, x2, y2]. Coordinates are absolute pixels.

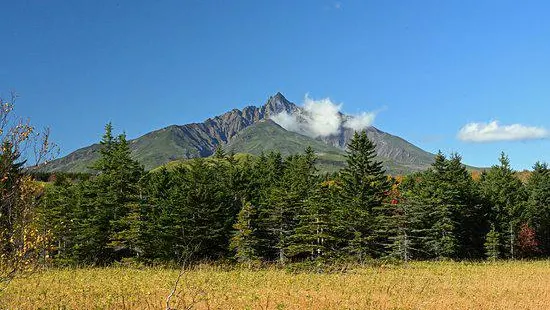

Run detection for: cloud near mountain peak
[[271, 94, 377, 138]]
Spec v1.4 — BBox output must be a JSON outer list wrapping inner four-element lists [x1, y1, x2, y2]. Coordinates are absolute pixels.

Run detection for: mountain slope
[[225, 120, 344, 156], [42, 92, 438, 174], [43, 93, 298, 172]]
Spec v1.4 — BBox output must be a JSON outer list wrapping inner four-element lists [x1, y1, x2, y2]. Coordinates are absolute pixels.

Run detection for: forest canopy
[[23, 123, 550, 266]]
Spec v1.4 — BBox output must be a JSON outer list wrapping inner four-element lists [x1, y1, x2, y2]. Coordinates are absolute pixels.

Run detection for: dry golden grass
[[2, 261, 550, 309]]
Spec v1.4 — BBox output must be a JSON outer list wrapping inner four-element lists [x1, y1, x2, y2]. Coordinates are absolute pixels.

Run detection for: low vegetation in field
[[3, 261, 550, 310]]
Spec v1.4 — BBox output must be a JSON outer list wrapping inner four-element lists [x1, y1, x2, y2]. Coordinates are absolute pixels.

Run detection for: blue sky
[[2, 0, 550, 170]]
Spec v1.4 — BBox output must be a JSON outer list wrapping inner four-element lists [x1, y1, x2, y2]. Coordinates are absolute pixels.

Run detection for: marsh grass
[[2, 261, 550, 309]]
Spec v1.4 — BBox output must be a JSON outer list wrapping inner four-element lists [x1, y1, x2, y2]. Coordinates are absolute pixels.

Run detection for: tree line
[[6, 123, 550, 267]]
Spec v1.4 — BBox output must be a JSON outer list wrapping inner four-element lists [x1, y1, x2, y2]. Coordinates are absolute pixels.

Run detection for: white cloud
[[302, 95, 342, 137], [334, 2, 342, 10], [343, 112, 376, 131], [271, 94, 377, 138], [270, 111, 301, 133], [457, 120, 549, 142]]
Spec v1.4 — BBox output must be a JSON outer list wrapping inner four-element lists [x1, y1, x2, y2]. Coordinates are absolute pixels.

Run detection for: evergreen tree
[[213, 145, 226, 159], [254, 151, 285, 261], [0, 142, 26, 258], [230, 201, 259, 263], [377, 190, 430, 261], [338, 131, 390, 260], [398, 152, 483, 260], [479, 152, 526, 258], [69, 124, 144, 264], [286, 182, 335, 260], [445, 153, 486, 258], [525, 162, 550, 255], [158, 159, 240, 260], [484, 224, 501, 260], [286, 148, 339, 261], [265, 155, 307, 263], [107, 134, 145, 257], [37, 175, 77, 262], [137, 168, 174, 261]]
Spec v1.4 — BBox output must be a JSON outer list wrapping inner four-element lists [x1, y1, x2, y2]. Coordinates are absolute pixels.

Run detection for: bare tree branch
[[165, 243, 200, 310]]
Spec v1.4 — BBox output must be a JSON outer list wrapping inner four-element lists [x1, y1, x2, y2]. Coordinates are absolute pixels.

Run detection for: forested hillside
[[28, 123, 550, 266]]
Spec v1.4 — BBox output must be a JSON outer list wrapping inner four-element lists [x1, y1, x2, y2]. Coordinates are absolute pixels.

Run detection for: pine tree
[[338, 131, 390, 260], [0, 142, 27, 261], [230, 201, 259, 263], [429, 203, 457, 259], [254, 151, 286, 261], [69, 124, 144, 264], [525, 162, 550, 255], [137, 167, 174, 261], [484, 224, 501, 260], [286, 178, 338, 261], [401, 152, 480, 260], [377, 191, 428, 262], [213, 145, 226, 159], [37, 175, 77, 262], [479, 152, 526, 258]]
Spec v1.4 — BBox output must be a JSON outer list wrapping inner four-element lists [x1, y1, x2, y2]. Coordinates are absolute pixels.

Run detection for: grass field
[[2, 261, 550, 309]]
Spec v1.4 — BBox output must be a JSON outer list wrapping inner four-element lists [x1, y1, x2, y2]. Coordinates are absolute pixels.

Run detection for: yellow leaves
[[1, 177, 51, 282]]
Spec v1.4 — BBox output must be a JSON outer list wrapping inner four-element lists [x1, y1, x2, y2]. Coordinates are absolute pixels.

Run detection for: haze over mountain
[[42, 93, 437, 174]]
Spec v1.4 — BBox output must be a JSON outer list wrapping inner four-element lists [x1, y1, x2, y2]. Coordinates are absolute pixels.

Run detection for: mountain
[[226, 119, 344, 156], [42, 92, 437, 174]]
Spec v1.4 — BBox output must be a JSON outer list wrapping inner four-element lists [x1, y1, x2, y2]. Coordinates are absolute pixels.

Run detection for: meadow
[[2, 261, 550, 310]]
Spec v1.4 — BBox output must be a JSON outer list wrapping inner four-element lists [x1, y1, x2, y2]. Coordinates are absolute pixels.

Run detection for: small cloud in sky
[[457, 120, 549, 142], [323, 1, 342, 11], [271, 94, 377, 138]]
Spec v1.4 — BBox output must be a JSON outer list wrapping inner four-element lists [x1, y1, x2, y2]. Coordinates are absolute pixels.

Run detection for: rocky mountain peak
[[263, 92, 298, 116], [41, 92, 440, 175]]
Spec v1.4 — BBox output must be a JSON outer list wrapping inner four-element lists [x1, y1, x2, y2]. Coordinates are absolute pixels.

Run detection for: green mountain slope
[[43, 125, 218, 172], [223, 120, 433, 175], [41, 92, 464, 175], [225, 120, 344, 157]]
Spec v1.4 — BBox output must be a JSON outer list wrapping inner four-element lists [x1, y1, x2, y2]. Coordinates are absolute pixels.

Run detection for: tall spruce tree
[[525, 162, 550, 255], [70, 123, 144, 264], [230, 201, 259, 263], [479, 152, 526, 258], [376, 185, 430, 261], [137, 167, 174, 261], [338, 131, 390, 260], [398, 152, 483, 260], [37, 175, 77, 262], [284, 147, 336, 261], [485, 224, 501, 260]]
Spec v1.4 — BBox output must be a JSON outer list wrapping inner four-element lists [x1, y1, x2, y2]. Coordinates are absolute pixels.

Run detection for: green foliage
[[39, 123, 145, 265], [230, 201, 259, 263], [37, 124, 550, 266], [485, 224, 501, 260], [525, 162, 550, 255], [44, 117, 444, 175], [479, 152, 526, 258], [287, 179, 340, 260], [337, 131, 391, 260], [395, 152, 486, 260]]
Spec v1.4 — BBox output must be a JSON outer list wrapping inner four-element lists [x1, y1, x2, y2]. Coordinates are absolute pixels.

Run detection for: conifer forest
[[6, 123, 549, 269]]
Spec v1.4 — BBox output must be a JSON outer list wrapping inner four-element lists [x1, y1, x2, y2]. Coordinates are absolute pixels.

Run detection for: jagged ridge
[[42, 92, 436, 174]]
